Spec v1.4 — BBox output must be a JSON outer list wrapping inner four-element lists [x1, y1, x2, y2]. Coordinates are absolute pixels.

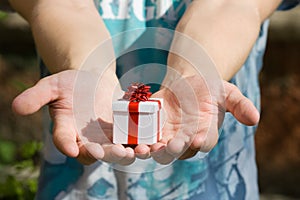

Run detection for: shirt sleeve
[[277, 0, 299, 10]]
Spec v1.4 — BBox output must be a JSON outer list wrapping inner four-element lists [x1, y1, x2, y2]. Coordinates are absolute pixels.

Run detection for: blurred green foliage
[[0, 140, 42, 199], [0, 11, 7, 20], [0, 13, 40, 197], [0, 141, 16, 164]]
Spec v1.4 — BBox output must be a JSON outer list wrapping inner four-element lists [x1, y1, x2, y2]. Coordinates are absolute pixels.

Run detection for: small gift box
[[112, 83, 163, 145]]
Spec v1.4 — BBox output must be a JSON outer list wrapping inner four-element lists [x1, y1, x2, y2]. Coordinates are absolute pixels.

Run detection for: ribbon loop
[[122, 83, 152, 102]]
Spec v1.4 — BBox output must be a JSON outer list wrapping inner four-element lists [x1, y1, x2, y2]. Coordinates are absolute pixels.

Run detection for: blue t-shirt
[[36, 1, 299, 199]]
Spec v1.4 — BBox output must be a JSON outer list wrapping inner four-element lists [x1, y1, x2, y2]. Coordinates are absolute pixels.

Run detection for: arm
[[10, 0, 137, 165], [8, 0, 111, 73], [149, 0, 283, 163], [167, 0, 282, 81]]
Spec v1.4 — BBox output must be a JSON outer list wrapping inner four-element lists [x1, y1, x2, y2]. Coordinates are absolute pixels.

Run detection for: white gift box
[[112, 98, 163, 145]]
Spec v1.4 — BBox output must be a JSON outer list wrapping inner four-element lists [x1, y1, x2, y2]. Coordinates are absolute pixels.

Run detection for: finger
[[151, 143, 174, 165], [52, 115, 79, 158], [225, 82, 260, 125], [164, 129, 194, 156], [101, 144, 128, 163], [178, 148, 198, 160], [12, 75, 58, 115], [117, 147, 136, 166], [134, 144, 151, 159], [76, 143, 98, 165], [190, 125, 219, 152], [79, 142, 105, 164], [150, 142, 166, 152], [166, 136, 188, 158]]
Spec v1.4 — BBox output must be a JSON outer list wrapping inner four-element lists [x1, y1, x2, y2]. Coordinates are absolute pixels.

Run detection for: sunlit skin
[[9, 0, 281, 165], [12, 70, 259, 165]]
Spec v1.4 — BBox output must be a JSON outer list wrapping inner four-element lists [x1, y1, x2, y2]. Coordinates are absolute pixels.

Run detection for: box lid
[[112, 98, 163, 113]]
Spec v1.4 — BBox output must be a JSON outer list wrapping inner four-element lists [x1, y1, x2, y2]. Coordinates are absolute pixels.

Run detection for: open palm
[[12, 70, 136, 165], [149, 75, 260, 164]]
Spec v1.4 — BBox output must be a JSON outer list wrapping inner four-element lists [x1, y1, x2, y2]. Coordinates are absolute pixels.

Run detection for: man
[[3, 0, 299, 199]]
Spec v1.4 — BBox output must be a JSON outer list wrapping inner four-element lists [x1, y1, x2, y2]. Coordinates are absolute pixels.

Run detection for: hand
[[12, 69, 138, 165], [149, 75, 260, 164]]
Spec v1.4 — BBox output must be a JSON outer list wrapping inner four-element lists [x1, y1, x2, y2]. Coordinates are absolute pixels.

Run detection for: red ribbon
[[122, 83, 152, 102], [128, 102, 139, 144], [123, 83, 160, 144]]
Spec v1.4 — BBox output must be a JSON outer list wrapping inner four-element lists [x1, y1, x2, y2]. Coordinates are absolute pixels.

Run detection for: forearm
[[167, 0, 282, 81], [8, 0, 112, 73]]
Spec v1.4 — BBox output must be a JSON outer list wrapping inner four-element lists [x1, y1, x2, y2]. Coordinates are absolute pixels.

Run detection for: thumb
[[12, 75, 58, 115], [224, 81, 260, 126], [52, 115, 79, 158]]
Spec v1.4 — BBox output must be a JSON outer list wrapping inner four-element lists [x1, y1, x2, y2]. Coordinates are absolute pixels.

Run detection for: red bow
[[123, 83, 152, 102]]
